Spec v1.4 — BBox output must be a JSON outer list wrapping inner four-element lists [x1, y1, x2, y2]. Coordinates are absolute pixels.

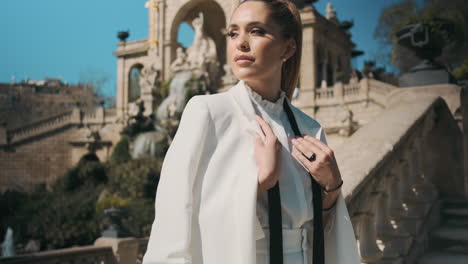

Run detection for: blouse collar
[[242, 80, 286, 113]]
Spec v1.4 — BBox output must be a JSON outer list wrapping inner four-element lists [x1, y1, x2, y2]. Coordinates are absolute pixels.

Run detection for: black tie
[[266, 99, 324, 264]]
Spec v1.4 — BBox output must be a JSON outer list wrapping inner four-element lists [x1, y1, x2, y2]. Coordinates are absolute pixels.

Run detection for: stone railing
[[1, 107, 117, 147], [1, 237, 151, 264], [312, 78, 397, 107], [8, 111, 75, 143], [336, 88, 464, 263], [0, 245, 117, 264]]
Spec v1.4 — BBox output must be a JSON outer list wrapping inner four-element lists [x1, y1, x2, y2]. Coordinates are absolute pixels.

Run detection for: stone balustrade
[[0, 245, 117, 264], [311, 78, 396, 107], [335, 88, 464, 263], [8, 111, 74, 143], [0, 237, 150, 264], [1, 107, 116, 147]]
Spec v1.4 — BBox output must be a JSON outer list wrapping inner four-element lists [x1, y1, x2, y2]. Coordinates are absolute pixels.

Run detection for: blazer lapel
[[228, 80, 267, 141], [227, 81, 266, 243]]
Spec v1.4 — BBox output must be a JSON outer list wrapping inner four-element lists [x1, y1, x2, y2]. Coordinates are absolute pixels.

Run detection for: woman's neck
[[245, 78, 282, 102]]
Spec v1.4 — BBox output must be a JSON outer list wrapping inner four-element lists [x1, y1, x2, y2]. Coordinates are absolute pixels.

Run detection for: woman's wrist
[[322, 179, 343, 193], [322, 187, 340, 211]]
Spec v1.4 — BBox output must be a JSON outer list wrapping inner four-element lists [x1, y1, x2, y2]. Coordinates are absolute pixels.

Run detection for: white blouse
[[245, 84, 315, 229]]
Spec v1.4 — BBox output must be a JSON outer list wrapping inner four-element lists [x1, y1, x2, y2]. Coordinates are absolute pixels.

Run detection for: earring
[[282, 57, 287, 62]]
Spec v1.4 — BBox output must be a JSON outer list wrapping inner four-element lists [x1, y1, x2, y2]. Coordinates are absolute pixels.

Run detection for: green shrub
[[110, 135, 132, 163]]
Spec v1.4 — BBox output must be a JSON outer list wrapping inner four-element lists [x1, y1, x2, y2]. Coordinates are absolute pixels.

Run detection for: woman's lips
[[235, 59, 255, 66], [234, 55, 255, 66]]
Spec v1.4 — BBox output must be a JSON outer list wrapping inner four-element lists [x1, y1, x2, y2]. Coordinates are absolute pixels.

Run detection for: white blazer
[[143, 80, 359, 264]]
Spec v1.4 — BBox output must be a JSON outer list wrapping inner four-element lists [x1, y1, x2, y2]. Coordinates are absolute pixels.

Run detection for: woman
[[143, 0, 359, 263]]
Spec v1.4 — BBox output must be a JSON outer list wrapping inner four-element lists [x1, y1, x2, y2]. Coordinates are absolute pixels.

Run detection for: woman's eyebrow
[[228, 21, 266, 29]]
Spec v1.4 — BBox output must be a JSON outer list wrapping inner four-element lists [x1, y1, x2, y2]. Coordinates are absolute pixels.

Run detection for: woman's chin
[[232, 69, 260, 81]]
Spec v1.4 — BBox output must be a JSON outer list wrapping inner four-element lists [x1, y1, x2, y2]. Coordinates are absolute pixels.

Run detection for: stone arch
[[128, 63, 144, 103], [169, 0, 227, 74], [79, 153, 100, 163]]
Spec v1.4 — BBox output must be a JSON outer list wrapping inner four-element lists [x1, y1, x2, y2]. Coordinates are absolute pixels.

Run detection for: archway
[[170, 0, 227, 76], [128, 64, 143, 103]]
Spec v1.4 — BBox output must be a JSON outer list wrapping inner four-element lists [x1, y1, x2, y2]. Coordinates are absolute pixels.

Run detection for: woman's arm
[[143, 96, 213, 264]]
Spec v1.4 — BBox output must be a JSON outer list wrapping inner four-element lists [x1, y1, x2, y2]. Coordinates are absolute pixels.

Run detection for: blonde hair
[[236, 0, 303, 99]]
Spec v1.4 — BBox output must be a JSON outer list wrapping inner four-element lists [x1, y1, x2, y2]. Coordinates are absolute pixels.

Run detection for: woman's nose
[[235, 34, 250, 51]]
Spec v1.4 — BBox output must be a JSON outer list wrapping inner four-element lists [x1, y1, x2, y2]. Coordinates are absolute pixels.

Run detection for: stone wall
[[0, 127, 75, 192], [0, 110, 122, 192]]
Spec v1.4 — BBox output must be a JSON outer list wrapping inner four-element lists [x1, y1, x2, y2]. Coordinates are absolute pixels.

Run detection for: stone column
[[360, 78, 369, 105], [333, 81, 344, 104], [116, 57, 126, 118], [298, 8, 316, 111]]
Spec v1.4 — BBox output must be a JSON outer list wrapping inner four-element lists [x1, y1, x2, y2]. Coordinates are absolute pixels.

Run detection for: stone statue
[[139, 63, 158, 91], [1, 227, 15, 257], [185, 12, 220, 90], [170, 47, 188, 75], [326, 3, 336, 20], [338, 104, 355, 137]]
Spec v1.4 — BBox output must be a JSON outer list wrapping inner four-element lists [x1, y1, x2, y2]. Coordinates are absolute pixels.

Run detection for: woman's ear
[[282, 39, 297, 60]]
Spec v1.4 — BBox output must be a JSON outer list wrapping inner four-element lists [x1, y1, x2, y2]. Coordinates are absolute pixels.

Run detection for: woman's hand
[[291, 135, 342, 208], [253, 115, 282, 195]]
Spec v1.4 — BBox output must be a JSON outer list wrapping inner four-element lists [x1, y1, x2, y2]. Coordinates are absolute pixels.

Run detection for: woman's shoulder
[[188, 92, 235, 114]]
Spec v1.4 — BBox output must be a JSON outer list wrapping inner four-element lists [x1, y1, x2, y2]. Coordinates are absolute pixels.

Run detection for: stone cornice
[[114, 39, 150, 57]]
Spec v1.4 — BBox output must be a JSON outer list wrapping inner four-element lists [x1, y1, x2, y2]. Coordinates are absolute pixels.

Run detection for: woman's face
[[227, 1, 291, 83]]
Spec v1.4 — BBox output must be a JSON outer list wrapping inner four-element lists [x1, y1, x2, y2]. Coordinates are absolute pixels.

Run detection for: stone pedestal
[[94, 237, 139, 264]]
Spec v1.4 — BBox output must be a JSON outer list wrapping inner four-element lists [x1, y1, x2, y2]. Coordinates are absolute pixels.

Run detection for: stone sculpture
[[170, 47, 189, 75]]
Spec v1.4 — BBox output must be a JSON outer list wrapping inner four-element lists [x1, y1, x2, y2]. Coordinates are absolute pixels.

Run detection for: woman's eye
[[227, 31, 238, 38], [251, 28, 265, 35]]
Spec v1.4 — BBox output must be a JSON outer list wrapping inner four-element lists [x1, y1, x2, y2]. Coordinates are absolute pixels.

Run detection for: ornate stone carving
[[170, 47, 188, 75]]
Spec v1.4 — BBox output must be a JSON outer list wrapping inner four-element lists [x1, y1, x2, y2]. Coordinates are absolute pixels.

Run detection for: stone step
[[443, 199, 468, 209], [430, 226, 468, 250], [432, 226, 468, 242], [443, 208, 468, 218], [417, 251, 468, 264], [445, 217, 468, 227]]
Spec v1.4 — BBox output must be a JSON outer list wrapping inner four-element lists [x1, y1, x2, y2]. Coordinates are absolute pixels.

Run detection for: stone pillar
[[96, 106, 105, 124], [95, 237, 139, 264], [462, 85, 468, 198], [298, 8, 316, 110], [333, 81, 344, 104], [71, 108, 82, 124], [360, 78, 369, 105], [116, 56, 126, 118]]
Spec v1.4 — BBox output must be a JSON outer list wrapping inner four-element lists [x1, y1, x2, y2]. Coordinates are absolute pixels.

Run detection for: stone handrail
[[0, 245, 117, 264], [8, 111, 75, 143], [335, 89, 464, 263], [2, 107, 117, 146]]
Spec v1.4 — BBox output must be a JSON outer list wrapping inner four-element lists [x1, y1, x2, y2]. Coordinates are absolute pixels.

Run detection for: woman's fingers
[[303, 135, 331, 154], [254, 115, 275, 141], [254, 133, 264, 146], [291, 137, 325, 161]]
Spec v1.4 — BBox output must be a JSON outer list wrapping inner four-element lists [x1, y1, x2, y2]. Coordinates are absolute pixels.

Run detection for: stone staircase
[[417, 199, 468, 264]]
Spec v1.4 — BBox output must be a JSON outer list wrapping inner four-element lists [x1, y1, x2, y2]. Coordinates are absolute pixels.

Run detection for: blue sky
[[1, 0, 402, 97]]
